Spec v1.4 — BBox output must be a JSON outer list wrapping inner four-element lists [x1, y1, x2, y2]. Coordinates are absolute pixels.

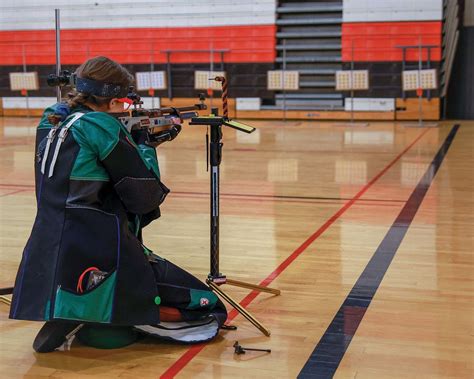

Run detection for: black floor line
[[172, 190, 407, 203], [0, 184, 408, 204], [298, 124, 460, 379]]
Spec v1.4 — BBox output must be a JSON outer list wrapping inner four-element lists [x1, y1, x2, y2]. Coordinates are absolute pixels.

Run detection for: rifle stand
[[190, 111, 280, 337]]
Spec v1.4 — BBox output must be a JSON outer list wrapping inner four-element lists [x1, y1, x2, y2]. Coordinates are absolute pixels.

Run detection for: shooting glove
[[130, 128, 151, 146], [147, 124, 182, 147]]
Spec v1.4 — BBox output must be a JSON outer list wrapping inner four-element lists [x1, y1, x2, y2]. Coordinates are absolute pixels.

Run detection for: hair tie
[[55, 102, 72, 121]]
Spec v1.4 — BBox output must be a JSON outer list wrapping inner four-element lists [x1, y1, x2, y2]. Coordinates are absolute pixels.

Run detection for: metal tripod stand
[[189, 80, 280, 336]]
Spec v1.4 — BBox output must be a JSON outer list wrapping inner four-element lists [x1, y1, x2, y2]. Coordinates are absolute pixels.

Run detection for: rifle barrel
[[158, 104, 206, 113]]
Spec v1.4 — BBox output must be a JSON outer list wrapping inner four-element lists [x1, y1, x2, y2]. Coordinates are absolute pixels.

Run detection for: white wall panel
[[2, 97, 56, 109], [0, 0, 276, 30], [4, 126, 37, 137], [2, 96, 162, 109], [343, 0, 443, 22], [236, 97, 261, 110], [344, 98, 395, 111]]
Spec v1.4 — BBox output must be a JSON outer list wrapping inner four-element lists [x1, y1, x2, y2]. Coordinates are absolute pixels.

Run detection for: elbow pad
[[114, 177, 169, 215]]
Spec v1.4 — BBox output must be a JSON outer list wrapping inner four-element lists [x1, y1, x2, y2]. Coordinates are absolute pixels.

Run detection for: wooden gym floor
[[0, 116, 472, 378]]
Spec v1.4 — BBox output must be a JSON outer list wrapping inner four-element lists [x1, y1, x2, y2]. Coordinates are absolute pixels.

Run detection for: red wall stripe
[[0, 25, 276, 65], [342, 22, 442, 62]]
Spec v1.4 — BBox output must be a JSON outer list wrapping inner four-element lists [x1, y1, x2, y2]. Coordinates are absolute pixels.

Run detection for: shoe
[[33, 321, 82, 353]]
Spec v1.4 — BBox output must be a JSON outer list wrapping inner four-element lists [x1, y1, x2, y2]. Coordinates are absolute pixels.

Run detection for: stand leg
[[0, 296, 11, 306], [0, 287, 13, 305], [225, 278, 281, 295], [201, 115, 275, 337], [207, 279, 271, 337]]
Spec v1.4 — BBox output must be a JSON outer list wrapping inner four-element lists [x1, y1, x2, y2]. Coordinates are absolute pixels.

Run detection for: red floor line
[[0, 189, 25, 197], [0, 183, 34, 188], [159, 127, 431, 379]]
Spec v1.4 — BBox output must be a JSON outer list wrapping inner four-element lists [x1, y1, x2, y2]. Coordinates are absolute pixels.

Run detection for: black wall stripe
[[0, 63, 275, 99], [447, 26, 474, 119], [298, 124, 460, 379], [341, 62, 441, 98]]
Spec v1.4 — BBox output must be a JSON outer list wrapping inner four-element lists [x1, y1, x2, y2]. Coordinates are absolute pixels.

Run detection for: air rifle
[[114, 90, 207, 135]]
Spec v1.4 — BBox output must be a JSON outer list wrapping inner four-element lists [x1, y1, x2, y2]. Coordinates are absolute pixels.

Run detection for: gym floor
[[0, 117, 472, 378]]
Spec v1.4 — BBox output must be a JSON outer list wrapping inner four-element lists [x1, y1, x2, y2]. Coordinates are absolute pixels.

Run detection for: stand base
[[207, 277, 281, 337]]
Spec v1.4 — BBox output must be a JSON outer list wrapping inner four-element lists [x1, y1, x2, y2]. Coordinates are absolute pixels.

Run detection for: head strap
[[75, 76, 128, 98]]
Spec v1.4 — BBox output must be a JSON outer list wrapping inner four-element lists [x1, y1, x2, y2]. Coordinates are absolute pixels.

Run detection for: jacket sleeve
[[82, 112, 169, 215]]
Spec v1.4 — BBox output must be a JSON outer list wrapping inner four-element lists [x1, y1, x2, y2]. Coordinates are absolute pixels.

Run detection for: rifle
[[113, 90, 207, 146]]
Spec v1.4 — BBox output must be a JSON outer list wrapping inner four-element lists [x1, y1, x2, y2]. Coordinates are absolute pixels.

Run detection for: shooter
[[9, 56, 227, 352]]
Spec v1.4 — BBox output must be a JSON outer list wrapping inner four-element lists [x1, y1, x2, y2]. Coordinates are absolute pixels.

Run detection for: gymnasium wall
[[0, 0, 276, 99], [0, 0, 447, 120], [341, 0, 443, 116]]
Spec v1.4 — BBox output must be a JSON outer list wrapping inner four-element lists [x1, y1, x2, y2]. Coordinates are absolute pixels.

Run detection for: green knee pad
[[76, 325, 139, 349]]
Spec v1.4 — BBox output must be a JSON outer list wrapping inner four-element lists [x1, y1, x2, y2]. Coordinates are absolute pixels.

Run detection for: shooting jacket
[[10, 104, 169, 325]]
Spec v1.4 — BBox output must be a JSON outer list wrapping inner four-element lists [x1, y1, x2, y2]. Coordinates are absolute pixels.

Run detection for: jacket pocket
[[54, 270, 117, 323], [52, 206, 121, 323]]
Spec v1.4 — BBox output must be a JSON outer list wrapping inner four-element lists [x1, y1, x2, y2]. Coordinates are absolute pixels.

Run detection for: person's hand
[[130, 116, 182, 148], [169, 116, 181, 125], [148, 124, 182, 147], [131, 128, 150, 146]]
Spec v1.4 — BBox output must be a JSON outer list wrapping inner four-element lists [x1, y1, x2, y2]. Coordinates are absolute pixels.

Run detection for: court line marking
[[0, 188, 397, 207], [0, 189, 25, 197], [0, 185, 402, 207], [298, 124, 460, 378], [175, 193, 341, 205], [0, 184, 34, 188], [159, 127, 432, 378], [172, 193, 401, 207], [0, 184, 405, 204], [172, 191, 407, 203]]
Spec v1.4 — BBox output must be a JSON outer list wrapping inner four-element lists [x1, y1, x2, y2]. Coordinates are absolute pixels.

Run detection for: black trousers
[[149, 255, 227, 323]]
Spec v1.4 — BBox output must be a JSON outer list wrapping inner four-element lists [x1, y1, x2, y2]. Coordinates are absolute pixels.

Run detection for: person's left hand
[[169, 116, 181, 125], [147, 124, 182, 147]]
